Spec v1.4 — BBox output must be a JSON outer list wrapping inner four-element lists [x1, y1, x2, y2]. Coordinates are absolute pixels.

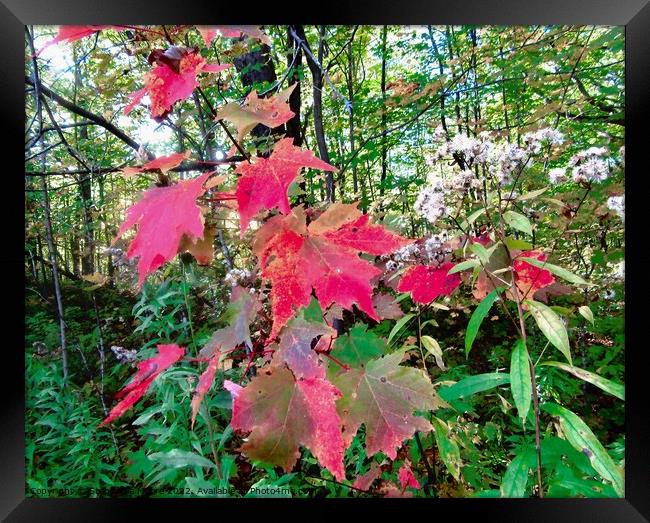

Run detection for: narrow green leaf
[[467, 207, 486, 224], [510, 340, 532, 423], [447, 259, 481, 275], [501, 447, 535, 497], [470, 243, 491, 265], [578, 305, 595, 325], [439, 372, 510, 401], [519, 257, 589, 286], [504, 236, 533, 251], [421, 335, 445, 370], [465, 288, 503, 357], [540, 361, 624, 400], [387, 313, 414, 345], [431, 417, 462, 480], [460, 208, 486, 231], [516, 187, 548, 201], [525, 300, 572, 365], [503, 210, 532, 235], [542, 403, 624, 496]]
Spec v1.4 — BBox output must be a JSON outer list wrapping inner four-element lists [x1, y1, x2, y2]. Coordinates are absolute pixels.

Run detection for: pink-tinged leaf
[[122, 151, 190, 177], [223, 379, 243, 399], [124, 88, 147, 116], [199, 286, 260, 358], [116, 172, 211, 286], [398, 461, 421, 490], [190, 350, 220, 428], [397, 263, 461, 304], [273, 316, 336, 379], [230, 366, 346, 480], [36, 25, 114, 56], [236, 138, 337, 234], [126, 47, 231, 121], [372, 293, 405, 321], [101, 344, 185, 425], [352, 462, 382, 491], [216, 84, 296, 144], [329, 350, 435, 459]]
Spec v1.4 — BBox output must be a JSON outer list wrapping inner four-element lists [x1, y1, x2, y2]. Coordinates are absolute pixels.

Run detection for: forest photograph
[[24, 24, 625, 498]]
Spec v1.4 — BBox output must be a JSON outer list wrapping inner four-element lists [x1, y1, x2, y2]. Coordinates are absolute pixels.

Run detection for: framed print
[[5, 0, 649, 519]]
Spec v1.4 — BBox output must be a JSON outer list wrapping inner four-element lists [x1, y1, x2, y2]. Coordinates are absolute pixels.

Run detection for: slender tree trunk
[[380, 26, 388, 197], [285, 26, 303, 146], [346, 32, 358, 197], [27, 27, 68, 383], [428, 26, 450, 137], [295, 25, 335, 202]]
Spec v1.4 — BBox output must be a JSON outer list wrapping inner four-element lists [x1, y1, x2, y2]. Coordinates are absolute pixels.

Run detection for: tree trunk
[[233, 40, 279, 145], [380, 26, 388, 197], [295, 25, 335, 202], [346, 32, 358, 197]]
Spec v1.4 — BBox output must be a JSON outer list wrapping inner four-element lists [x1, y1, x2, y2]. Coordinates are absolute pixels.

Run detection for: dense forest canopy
[[25, 25, 624, 498]]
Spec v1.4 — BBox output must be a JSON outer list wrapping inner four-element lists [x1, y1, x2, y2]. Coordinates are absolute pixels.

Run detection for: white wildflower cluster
[[522, 128, 565, 154], [424, 231, 450, 263], [224, 267, 252, 287], [386, 231, 452, 270], [449, 169, 482, 191], [486, 142, 527, 186], [414, 180, 448, 224], [570, 147, 611, 183], [548, 167, 568, 185], [111, 345, 137, 363], [435, 133, 491, 165], [432, 125, 447, 143], [607, 194, 625, 222]]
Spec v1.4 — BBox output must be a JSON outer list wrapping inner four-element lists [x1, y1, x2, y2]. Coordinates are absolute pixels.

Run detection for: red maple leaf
[[116, 171, 212, 286], [513, 250, 555, 297], [397, 461, 421, 490], [190, 350, 221, 429], [235, 138, 337, 234], [226, 365, 346, 480], [36, 25, 115, 56], [101, 344, 185, 425], [397, 262, 461, 304], [122, 151, 190, 177], [125, 47, 231, 121], [254, 206, 411, 339]]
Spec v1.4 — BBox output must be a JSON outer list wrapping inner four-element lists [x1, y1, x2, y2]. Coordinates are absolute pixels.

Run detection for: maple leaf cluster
[[253, 203, 411, 338], [223, 314, 437, 481], [125, 46, 231, 121]]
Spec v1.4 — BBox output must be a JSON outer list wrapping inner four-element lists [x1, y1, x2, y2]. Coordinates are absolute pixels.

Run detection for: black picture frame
[[6, 1, 648, 520]]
